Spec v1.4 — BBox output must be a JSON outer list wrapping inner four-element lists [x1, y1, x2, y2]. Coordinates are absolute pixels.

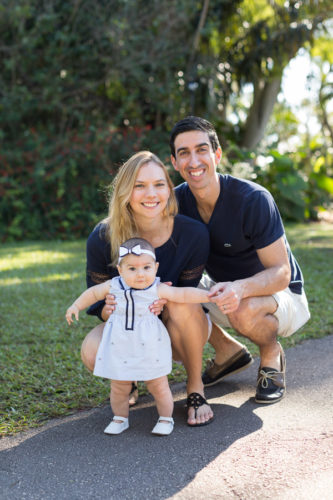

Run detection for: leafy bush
[[0, 125, 170, 241], [219, 142, 333, 222], [254, 150, 308, 222]]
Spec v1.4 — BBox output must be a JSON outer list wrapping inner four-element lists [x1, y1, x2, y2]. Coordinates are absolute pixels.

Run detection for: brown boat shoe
[[202, 347, 253, 387]]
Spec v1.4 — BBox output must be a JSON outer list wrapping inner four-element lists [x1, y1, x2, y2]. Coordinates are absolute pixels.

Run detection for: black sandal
[[186, 392, 214, 427]]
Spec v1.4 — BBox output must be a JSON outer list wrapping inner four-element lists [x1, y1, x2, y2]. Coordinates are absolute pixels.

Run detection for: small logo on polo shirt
[[224, 243, 232, 247]]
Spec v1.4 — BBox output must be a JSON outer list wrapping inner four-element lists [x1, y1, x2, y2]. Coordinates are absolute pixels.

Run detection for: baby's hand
[[66, 304, 80, 325]]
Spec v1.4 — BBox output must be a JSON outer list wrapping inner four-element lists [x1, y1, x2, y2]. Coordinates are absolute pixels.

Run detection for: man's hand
[[208, 281, 242, 314]]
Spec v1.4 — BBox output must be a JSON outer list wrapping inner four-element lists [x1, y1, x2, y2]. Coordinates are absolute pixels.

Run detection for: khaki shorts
[[199, 274, 310, 337]]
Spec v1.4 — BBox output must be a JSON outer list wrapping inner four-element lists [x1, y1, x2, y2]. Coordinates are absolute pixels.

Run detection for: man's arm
[[209, 237, 291, 312]]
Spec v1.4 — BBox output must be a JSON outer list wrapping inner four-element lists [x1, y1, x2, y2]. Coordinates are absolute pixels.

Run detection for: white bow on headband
[[118, 244, 156, 263]]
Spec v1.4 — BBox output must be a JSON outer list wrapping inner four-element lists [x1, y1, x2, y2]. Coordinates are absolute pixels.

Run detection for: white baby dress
[[93, 277, 172, 381]]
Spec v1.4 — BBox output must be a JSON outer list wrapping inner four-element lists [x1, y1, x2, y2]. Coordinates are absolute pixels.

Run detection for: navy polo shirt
[[175, 174, 304, 294]]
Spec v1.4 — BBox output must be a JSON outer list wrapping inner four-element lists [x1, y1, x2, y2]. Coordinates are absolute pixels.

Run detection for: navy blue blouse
[[86, 214, 210, 319]]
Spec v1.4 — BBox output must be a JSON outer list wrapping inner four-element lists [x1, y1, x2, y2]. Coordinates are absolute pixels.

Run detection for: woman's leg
[[80, 323, 104, 372], [162, 303, 213, 425], [146, 376, 173, 419]]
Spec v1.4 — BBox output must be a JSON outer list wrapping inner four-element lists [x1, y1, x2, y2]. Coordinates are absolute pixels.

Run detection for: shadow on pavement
[[1, 382, 262, 500]]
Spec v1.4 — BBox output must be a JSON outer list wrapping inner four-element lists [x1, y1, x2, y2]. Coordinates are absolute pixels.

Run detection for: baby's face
[[117, 254, 158, 289]]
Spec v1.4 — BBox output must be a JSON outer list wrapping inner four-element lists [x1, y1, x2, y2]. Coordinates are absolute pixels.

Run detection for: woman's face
[[129, 162, 171, 220]]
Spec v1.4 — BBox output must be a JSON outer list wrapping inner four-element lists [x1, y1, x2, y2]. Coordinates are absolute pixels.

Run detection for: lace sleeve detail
[[87, 270, 110, 285], [179, 264, 205, 284]]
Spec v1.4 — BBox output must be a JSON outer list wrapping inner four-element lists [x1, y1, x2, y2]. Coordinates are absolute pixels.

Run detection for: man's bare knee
[[228, 299, 255, 333], [229, 296, 278, 339]]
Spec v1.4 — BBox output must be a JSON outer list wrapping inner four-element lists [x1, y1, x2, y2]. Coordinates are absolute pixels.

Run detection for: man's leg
[[228, 295, 281, 369], [208, 323, 246, 364], [202, 295, 281, 396], [227, 295, 286, 403], [202, 322, 254, 386], [163, 302, 214, 425], [199, 274, 253, 378]]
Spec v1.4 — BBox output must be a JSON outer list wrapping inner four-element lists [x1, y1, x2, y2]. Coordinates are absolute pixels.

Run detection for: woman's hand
[[149, 298, 167, 315], [101, 293, 117, 321]]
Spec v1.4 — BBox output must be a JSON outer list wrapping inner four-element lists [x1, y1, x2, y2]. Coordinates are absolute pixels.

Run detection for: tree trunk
[[241, 76, 281, 149], [186, 0, 210, 80]]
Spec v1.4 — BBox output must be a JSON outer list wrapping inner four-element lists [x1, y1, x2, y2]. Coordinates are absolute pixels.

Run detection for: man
[[170, 116, 310, 403]]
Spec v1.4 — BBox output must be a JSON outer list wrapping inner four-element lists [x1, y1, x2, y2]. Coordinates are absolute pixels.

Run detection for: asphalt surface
[[1, 335, 333, 500]]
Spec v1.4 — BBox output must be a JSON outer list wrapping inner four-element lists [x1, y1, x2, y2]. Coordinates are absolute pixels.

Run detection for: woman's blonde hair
[[105, 151, 178, 266]]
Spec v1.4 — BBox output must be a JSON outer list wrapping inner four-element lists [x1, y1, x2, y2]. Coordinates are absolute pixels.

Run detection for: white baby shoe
[[104, 416, 129, 435], [151, 417, 174, 436]]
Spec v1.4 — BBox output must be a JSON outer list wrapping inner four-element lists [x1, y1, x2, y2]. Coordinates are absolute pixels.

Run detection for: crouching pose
[[66, 238, 211, 436]]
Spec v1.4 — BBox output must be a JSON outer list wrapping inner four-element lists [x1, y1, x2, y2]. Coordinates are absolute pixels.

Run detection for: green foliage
[[0, 1, 332, 239], [0, 125, 168, 241], [255, 150, 308, 221], [221, 140, 333, 222], [0, 0, 194, 136]]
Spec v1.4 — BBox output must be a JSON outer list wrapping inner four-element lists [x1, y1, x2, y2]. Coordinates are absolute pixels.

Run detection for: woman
[[80, 151, 214, 426]]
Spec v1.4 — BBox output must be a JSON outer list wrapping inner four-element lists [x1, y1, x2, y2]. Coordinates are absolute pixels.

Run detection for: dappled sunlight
[[1, 272, 81, 287], [0, 249, 84, 272]]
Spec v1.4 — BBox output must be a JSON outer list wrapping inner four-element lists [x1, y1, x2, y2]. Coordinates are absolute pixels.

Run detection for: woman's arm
[[86, 224, 117, 320], [66, 281, 111, 324], [157, 283, 210, 304]]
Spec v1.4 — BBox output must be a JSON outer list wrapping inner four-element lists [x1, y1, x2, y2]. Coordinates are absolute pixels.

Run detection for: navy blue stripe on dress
[[124, 289, 135, 330], [118, 277, 135, 330]]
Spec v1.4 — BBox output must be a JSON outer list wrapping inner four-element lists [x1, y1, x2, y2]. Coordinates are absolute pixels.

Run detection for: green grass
[[1, 221, 332, 436]]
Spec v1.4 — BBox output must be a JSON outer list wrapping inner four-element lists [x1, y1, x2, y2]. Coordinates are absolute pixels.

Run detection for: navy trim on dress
[[118, 277, 135, 330], [124, 289, 135, 330]]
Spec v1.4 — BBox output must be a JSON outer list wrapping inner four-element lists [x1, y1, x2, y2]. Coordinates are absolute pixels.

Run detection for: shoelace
[[258, 369, 282, 388], [206, 358, 214, 369]]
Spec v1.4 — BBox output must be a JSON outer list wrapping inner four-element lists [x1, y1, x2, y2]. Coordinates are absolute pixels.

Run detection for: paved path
[[1, 336, 333, 499]]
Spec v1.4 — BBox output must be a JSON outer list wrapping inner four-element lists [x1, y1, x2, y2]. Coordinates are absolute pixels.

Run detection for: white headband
[[118, 244, 156, 263]]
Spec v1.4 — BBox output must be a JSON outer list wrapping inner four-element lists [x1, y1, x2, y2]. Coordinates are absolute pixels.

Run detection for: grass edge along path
[[0, 221, 332, 436]]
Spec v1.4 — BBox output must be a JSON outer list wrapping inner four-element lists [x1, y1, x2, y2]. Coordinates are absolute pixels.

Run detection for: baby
[[66, 237, 210, 436]]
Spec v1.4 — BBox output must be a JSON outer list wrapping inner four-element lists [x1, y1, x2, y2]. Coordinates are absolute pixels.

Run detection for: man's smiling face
[[171, 130, 221, 190]]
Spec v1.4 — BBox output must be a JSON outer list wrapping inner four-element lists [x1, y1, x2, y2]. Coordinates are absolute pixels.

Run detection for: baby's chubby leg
[[146, 376, 174, 420], [103, 380, 132, 435], [110, 380, 133, 419]]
